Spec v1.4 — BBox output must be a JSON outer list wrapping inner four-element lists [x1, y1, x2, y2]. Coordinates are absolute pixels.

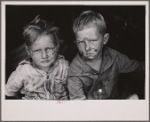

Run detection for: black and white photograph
[[1, 1, 149, 121]]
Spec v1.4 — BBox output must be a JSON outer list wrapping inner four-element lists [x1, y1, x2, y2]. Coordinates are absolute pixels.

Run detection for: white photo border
[[1, 1, 149, 121]]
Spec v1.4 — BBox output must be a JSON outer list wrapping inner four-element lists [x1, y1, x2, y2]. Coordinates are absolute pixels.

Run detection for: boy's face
[[27, 35, 57, 72], [75, 24, 108, 60]]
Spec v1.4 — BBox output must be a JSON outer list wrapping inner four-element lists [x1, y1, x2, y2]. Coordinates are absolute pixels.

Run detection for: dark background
[[6, 5, 145, 99]]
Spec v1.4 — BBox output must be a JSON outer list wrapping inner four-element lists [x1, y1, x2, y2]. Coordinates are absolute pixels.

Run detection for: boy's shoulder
[[104, 46, 123, 59], [104, 46, 120, 55]]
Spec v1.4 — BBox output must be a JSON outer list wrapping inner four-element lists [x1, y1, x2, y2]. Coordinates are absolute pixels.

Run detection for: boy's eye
[[46, 48, 54, 52], [90, 40, 97, 42], [78, 41, 84, 44], [77, 39, 97, 44]]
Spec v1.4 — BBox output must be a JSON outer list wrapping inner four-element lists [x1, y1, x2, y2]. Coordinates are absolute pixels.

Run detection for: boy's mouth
[[86, 53, 93, 56], [86, 51, 96, 56]]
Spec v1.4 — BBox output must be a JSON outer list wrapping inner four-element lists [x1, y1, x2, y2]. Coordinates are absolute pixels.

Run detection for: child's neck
[[32, 62, 55, 74], [43, 67, 53, 73], [86, 53, 102, 72]]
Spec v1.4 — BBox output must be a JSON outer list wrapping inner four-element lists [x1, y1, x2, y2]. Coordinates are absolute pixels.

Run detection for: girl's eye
[[91, 40, 97, 42], [33, 50, 41, 54], [34, 50, 40, 53]]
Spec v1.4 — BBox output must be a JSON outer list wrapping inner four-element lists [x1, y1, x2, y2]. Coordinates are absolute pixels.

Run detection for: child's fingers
[[62, 59, 69, 80], [60, 62, 69, 83], [55, 59, 69, 82], [52, 65, 60, 80], [22, 95, 32, 100], [127, 94, 139, 100], [56, 58, 69, 80], [50, 75, 55, 93], [56, 60, 63, 80], [22, 97, 27, 100], [24, 91, 38, 97], [62, 64, 69, 82], [60, 61, 68, 82]]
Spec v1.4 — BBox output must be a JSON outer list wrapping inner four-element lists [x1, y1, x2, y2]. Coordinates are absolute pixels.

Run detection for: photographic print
[[1, 1, 149, 121]]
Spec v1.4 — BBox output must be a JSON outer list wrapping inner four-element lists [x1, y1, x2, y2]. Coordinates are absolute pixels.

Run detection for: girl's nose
[[41, 50, 48, 58]]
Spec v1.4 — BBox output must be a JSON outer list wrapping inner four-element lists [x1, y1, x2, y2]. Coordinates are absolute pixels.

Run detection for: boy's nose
[[41, 50, 48, 58], [85, 40, 90, 51]]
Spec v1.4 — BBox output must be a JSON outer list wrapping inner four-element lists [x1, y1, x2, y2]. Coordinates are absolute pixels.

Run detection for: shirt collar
[[100, 47, 116, 73]]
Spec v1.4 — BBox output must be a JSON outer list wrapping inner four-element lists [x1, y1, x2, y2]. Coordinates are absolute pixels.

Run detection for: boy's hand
[[53, 57, 69, 83], [127, 94, 139, 100]]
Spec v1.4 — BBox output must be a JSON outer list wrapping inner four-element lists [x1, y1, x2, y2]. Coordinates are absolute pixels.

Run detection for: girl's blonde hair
[[23, 15, 60, 47]]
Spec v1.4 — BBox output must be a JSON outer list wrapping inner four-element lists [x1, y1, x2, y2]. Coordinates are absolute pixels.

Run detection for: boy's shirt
[[5, 59, 68, 100], [68, 47, 144, 100]]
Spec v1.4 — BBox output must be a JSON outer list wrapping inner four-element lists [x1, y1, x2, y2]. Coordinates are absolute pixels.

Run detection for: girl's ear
[[25, 45, 31, 56], [103, 33, 110, 45]]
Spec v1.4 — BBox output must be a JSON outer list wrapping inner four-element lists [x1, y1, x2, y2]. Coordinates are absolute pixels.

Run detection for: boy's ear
[[25, 45, 31, 56], [103, 33, 110, 45]]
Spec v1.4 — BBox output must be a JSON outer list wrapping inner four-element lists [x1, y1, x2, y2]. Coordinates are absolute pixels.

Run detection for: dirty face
[[76, 24, 108, 60]]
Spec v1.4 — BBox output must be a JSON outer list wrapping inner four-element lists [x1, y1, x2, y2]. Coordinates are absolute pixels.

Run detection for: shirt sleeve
[[117, 52, 142, 73], [67, 76, 86, 100], [5, 68, 24, 96]]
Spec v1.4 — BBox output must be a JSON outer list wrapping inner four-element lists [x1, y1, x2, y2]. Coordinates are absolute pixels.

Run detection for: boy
[[5, 16, 68, 100], [68, 10, 144, 100]]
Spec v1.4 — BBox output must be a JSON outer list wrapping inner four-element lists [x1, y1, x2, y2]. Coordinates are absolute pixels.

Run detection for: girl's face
[[27, 35, 58, 72], [75, 24, 108, 60]]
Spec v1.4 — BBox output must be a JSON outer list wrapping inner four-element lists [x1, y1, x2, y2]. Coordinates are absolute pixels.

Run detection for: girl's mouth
[[41, 60, 49, 63]]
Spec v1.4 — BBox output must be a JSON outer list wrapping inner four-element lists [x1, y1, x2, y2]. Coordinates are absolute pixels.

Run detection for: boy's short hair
[[73, 10, 107, 35], [23, 15, 59, 47]]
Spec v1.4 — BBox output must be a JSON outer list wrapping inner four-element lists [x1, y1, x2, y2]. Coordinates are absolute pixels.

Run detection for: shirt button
[[98, 89, 103, 93], [93, 72, 98, 75]]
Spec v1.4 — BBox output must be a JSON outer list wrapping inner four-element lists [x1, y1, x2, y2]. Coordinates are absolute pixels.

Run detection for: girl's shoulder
[[15, 59, 33, 73]]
